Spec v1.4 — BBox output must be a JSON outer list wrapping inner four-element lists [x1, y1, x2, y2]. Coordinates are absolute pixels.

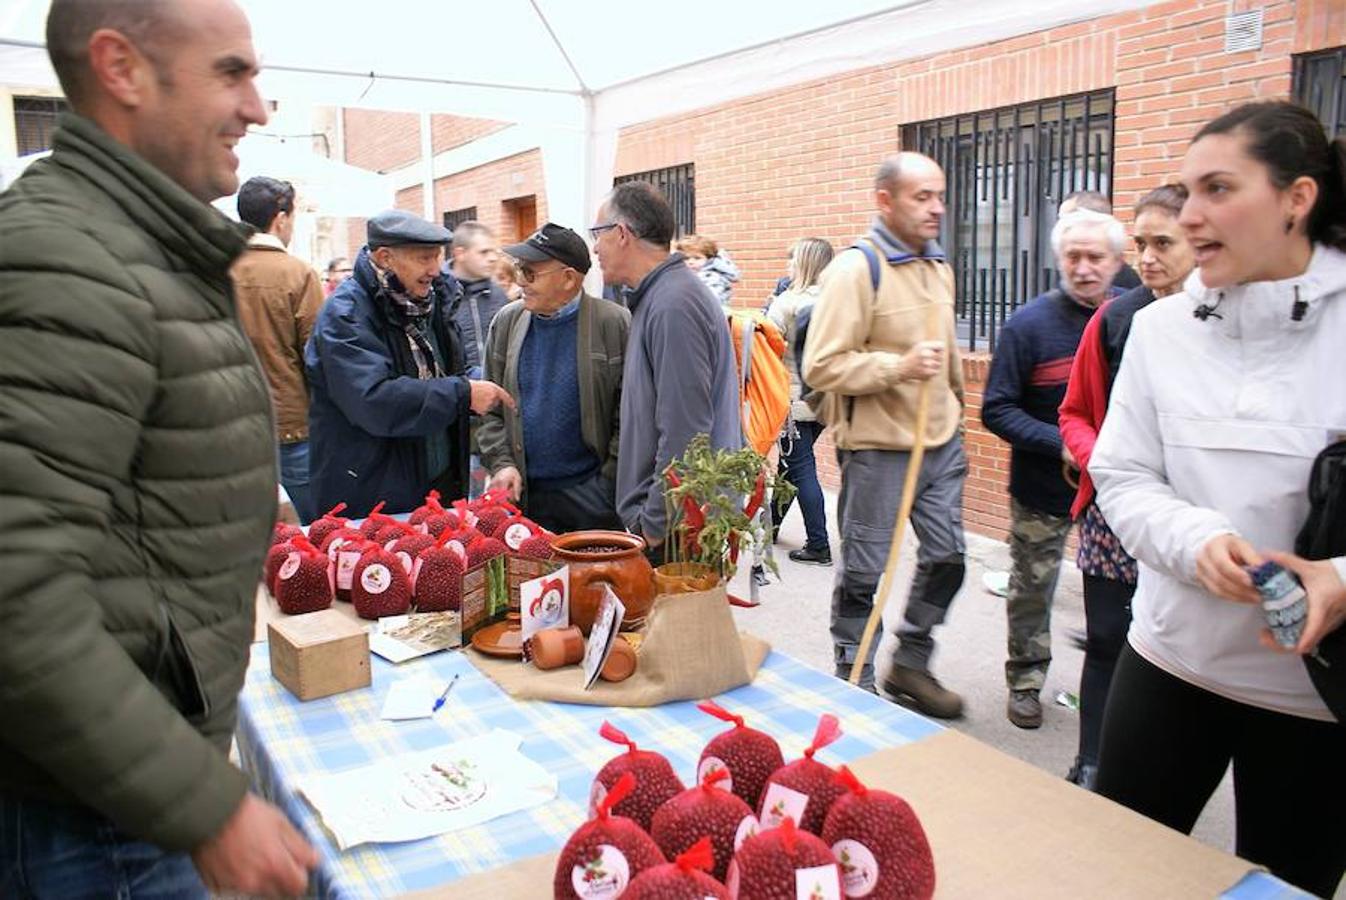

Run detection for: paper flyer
[[368, 612, 462, 664], [582, 586, 625, 690], [295, 729, 557, 849], [520, 565, 570, 662]]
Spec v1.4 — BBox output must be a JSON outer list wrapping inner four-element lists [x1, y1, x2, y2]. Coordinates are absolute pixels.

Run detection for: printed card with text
[[520, 565, 570, 663], [582, 585, 625, 690]]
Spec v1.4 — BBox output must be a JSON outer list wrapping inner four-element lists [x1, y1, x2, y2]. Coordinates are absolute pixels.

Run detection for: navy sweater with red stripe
[[982, 288, 1103, 517]]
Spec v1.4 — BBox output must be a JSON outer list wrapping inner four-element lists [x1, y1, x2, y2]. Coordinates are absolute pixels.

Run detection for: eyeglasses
[[514, 262, 568, 284], [588, 222, 620, 240]]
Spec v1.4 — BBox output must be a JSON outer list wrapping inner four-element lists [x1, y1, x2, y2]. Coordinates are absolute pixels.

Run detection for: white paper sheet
[[295, 729, 557, 849], [380, 676, 445, 720]]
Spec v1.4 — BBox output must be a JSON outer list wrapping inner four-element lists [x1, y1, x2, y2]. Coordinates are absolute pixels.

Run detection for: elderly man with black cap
[[478, 223, 630, 533], [306, 210, 513, 517]]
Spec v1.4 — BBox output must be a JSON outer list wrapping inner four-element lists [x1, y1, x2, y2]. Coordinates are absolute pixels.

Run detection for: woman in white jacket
[[1090, 101, 1346, 896]]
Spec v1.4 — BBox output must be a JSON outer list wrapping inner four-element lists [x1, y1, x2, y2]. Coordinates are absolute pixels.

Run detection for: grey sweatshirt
[[617, 253, 742, 542]]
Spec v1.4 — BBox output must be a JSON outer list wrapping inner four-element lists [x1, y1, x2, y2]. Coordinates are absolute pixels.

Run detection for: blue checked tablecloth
[[235, 642, 943, 898]]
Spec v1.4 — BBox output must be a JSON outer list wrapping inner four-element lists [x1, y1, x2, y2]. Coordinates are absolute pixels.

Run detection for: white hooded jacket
[[1091, 245, 1346, 721]]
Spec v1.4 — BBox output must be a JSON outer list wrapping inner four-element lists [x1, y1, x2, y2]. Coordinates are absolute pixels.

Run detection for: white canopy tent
[[1, 0, 1154, 233]]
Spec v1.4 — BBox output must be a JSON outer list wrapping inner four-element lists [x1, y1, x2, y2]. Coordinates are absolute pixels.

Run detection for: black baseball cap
[[503, 223, 591, 274]]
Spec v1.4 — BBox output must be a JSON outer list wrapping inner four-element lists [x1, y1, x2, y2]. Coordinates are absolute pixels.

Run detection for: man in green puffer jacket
[[0, 0, 317, 896]]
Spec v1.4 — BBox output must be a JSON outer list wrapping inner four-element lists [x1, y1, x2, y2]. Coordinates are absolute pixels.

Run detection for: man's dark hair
[[46, 0, 183, 108], [237, 177, 295, 232], [607, 182, 675, 248], [1062, 190, 1112, 215]]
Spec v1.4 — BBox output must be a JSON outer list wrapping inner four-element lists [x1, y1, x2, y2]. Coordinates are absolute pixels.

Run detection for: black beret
[[366, 209, 453, 249]]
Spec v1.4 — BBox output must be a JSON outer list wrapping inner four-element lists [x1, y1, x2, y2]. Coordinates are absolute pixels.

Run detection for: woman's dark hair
[[1194, 101, 1346, 251], [1133, 183, 1188, 219]]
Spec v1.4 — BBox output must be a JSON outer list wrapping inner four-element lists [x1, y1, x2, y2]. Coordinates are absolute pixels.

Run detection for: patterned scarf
[[375, 266, 443, 380]]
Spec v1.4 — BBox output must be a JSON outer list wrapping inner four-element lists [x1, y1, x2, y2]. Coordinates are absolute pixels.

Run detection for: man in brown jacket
[[232, 175, 325, 522], [803, 152, 968, 718]]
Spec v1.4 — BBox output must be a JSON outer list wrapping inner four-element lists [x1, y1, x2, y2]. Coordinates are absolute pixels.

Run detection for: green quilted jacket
[[0, 114, 277, 850]]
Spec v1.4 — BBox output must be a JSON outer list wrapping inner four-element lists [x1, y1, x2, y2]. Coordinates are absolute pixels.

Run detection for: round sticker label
[[277, 552, 301, 581], [503, 522, 532, 551], [411, 556, 424, 587], [570, 843, 630, 897], [832, 840, 879, 897], [336, 550, 361, 591], [698, 756, 734, 794], [446, 540, 467, 566], [725, 861, 741, 898], [384, 538, 399, 552], [734, 814, 760, 851], [396, 551, 414, 576], [361, 563, 391, 595]]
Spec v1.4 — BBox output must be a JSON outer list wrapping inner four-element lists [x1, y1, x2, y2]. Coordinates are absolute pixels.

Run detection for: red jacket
[[1058, 303, 1110, 519]]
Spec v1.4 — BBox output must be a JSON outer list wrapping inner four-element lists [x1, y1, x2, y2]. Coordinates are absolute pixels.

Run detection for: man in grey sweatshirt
[[591, 182, 741, 554]]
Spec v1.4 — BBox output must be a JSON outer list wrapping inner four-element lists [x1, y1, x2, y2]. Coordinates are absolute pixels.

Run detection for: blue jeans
[[0, 796, 207, 899], [279, 440, 315, 524], [773, 420, 830, 551]]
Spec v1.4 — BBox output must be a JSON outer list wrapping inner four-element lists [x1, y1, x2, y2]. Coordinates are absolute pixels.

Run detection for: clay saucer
[[470, 613, 524, 658]]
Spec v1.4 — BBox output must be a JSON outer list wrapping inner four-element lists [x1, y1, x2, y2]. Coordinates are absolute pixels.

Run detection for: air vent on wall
[[1224, 9, 1263, 53]]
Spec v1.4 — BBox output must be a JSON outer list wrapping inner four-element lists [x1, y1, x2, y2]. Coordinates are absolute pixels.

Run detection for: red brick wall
[[342, 109, 420, 172], [431, 149, 548, 240], [431, 115, 510, 154]]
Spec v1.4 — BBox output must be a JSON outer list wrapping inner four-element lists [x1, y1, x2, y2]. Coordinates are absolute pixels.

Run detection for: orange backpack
[[727, 310, 791, 456]]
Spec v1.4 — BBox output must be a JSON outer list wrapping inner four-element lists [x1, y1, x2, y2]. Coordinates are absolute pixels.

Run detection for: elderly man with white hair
[[981, 208, 1126, 729]]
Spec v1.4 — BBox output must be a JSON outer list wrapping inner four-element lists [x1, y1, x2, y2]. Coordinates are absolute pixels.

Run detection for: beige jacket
[[230, 234, 325, 442], [802, 242, 963, 451]]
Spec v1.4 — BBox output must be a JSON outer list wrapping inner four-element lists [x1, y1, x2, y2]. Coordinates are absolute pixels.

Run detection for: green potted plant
[[657, 434, 795, 594]]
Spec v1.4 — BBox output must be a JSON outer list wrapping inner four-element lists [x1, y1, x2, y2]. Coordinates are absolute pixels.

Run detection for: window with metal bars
[[902, 89, 1116, 352], [613, 163, 695, 238], [442, 207, 478, 232], [1293, 46, 1346, 139], [13, 96, 68, 156]]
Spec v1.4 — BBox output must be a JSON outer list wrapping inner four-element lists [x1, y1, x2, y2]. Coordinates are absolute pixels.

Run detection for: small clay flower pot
[[599, 635, 637, 683], [531, 625, 585, 670]]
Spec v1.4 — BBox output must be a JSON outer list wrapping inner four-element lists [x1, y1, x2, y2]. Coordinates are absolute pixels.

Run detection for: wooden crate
[[268, 609, 371, 701]]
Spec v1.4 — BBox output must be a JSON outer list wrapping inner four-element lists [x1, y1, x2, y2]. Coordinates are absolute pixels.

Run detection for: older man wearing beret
[[306, 210, 513, 517]]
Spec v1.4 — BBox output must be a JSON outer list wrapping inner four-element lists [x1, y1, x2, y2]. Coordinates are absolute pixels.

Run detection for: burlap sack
[[467, 585, 769, 706]]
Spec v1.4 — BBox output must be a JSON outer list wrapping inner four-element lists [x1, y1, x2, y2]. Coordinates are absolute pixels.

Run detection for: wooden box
[[268, 609, 371, 701], [460, 555, 556, 643]]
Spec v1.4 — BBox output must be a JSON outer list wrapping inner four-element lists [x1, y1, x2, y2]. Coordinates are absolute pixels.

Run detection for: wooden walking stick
[[849, 298, 944, 687]]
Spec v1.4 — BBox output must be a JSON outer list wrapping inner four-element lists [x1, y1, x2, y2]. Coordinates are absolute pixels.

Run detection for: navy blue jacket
[[305, 249, 471, 518], [982, 288, 1104, 517]]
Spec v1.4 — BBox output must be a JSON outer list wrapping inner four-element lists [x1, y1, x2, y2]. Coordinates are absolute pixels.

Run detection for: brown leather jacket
[[231, 234, 325, 442]]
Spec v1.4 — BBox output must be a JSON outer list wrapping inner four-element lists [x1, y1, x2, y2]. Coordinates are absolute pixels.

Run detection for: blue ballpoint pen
[[432, 674, 460, 713]]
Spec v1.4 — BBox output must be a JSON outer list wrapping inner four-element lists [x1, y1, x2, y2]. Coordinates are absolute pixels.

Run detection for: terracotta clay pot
[[550, 530, 655, 635], [599, 635, 637, 682], [652, 561, 720, 596], [530, 625, 585, 670]]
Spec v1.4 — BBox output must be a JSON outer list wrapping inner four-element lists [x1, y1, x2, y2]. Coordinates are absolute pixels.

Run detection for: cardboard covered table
[[236, 605, 1296, 899]]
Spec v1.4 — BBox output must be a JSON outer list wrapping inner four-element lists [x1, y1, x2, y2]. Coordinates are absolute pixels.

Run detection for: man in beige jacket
[[232, 176, 325, 522], [803, 152, 967, 718]]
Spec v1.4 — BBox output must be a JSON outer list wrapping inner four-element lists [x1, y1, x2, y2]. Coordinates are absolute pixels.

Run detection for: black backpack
[[1296, 439, 1346, 723]]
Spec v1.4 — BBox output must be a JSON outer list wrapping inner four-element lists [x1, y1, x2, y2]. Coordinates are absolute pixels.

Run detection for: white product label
[[697, 756, 734, 794], [336, 550, 361, 591], [832, 840, 879, 897], [587, 779, 607, 818], [361, 563, 391, 595], [396, 551, 414, 576], [795, 864, 842, 900], [278, 552, 301, 581], [570, 843, 630, 897], [445, 540, 467, 566], [411, 556, 424, 588], [734, 814, 760, 851], [503, 522, 532, 551], [726, 861, 740, 897], [759, 783, 810, 831], [384, 538, 399, 552]]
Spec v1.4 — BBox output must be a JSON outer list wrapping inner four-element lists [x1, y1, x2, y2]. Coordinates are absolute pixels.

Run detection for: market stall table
[[235, 637, 942, 898]]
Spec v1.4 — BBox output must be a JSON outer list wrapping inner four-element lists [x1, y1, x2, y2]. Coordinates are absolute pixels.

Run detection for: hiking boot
[[1007, 690, 1043, 729], [788, 546, 832, 566], [882, 665, 964, 719]]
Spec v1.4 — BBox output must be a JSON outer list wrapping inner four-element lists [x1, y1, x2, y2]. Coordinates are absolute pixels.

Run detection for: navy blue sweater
[[982, 289, 1101, 517], [518, 299, 599, 486]]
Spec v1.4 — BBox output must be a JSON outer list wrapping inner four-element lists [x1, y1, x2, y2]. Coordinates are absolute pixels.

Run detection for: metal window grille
[[442, 207, 478, 231], [614, 163, 695, 237], [1293, 46, 1346, 139], [13, 96, 68, 156], [902, 89, 1116, 352]]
